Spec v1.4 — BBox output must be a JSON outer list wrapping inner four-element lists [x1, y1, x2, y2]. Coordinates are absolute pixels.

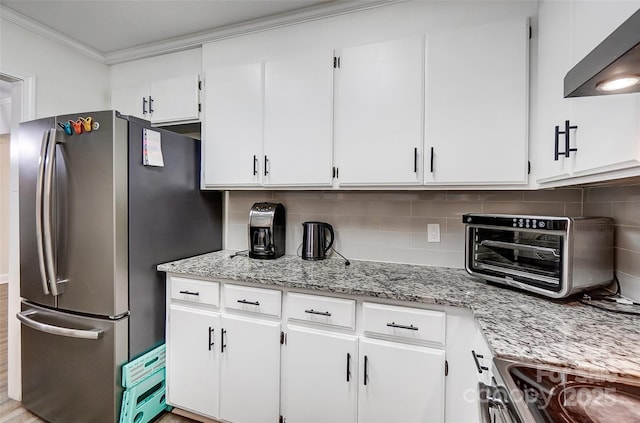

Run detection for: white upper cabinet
[[334, 37, 424, 186], [203, 62, 263, 187], [425, 17, 530, 185], [533, 0, 640, 185], [263, 50, 334, 187], [111, 75, 200, 125]]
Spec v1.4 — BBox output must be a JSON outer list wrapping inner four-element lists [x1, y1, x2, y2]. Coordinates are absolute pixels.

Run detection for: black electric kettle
[[301, 221, 334, 260]]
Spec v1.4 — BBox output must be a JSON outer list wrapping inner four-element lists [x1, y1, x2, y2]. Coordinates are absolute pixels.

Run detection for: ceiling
[[1, 0, 386, 62]]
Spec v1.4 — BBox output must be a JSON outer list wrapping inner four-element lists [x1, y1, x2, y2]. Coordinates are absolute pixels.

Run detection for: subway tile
[[379, 191, 447, 201], [321, 191, 381, 201], [378, 231, 413, 249], [228, 212, 249, 225], [615, 248, 640, 278], [585, 184, 640, 203], [446, 251, 466, 269], [616, 272, 640, 303], [296, 199, 339, 215], [379, 248, 448, 267], [523, 188, 582, 203], [380, 217, 413, 232], [227, 224, 248, 250], [583, 202, 613, 217], [481, 202, 565, 216], [611, 202, 640, 226], [447, 191, 524, 202], [412, 201, 482, 218], [362, 200, 412, 216], [614, 225, 640, 252], [446, 217, 466, 235], [564, 203, 583, 217], [331, 215, 381, 231]]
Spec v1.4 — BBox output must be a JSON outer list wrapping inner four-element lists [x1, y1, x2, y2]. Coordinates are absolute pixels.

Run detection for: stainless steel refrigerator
[[17, 110, 222, 423]]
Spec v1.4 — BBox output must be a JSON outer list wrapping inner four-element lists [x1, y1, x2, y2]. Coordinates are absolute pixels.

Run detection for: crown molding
[[0, 5, 106, 63], [3, 1, 407, 66]]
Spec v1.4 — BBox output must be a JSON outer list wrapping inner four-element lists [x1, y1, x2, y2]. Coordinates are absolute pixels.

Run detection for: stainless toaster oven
[[463, 214, 614, 298]]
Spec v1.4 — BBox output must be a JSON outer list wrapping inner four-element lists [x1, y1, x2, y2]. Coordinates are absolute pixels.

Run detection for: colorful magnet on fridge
[[58, 121, 73, 135], [72, 119, 83, 134], [92, 121, 100, 131], [79, 117, 93, 132]]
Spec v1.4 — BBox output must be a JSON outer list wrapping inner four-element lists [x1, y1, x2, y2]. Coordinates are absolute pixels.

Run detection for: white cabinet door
[[534, 0, 640, 184], [532, 0, 573, 182], [358, 338, 445, 423], [567, 1, 640, 177], [203, 63, 263, 187], [149, 74, 200, 124], [111, 84, 150, 120], [335, 37, 424, 186], [283, 325, 357, 423], [425, 18, 529, 185], [166, 304, 220, 419], [263, 50, 334, 187], [219, 314, 281, 423]]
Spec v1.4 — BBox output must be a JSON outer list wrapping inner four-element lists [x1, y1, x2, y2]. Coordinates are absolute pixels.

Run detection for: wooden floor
[[0, 283, 198, 423]]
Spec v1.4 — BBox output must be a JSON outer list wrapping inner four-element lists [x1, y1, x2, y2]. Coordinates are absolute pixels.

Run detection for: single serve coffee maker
[[248, 202, 286, 259]]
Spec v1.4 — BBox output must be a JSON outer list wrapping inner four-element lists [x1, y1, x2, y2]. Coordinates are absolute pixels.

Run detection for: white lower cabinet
[[358, 338, 445, 423], [219, 314, 282, 423], [166, 304, 220, 419], [282, 325, 358, 423]]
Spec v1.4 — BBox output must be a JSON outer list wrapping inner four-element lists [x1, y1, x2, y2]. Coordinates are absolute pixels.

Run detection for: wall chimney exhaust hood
[[564, 8, 640, 97]]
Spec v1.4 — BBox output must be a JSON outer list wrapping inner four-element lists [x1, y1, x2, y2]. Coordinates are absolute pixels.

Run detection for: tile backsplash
[[583, 182, 640, 302], [226, 183, 640, 301], [226, 189, 583, 268]]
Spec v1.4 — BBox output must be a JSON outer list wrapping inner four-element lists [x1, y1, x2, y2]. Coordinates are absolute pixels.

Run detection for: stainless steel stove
[[480, 358, 640, 423]]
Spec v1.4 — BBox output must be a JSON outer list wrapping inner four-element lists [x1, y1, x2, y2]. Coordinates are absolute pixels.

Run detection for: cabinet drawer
[[170, 277, 220, 307], [362, 302, 445, 346], [287, 292, 356, 329], [223, 284, 282, 318]]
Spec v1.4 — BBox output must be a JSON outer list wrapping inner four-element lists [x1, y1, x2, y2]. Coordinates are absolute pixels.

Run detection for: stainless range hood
[[564, 8, 640, 97]]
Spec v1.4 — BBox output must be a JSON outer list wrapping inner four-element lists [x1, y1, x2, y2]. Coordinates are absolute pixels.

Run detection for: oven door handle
[[480, 240, 560, 258]]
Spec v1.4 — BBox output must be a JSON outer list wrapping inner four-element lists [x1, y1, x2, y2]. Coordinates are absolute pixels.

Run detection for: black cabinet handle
[[304, 309, 331, 317], [208, 327, 215, 351], [264, 156, 269, 176], [221, 328, 227, 353], [413, 147, 418, 173], [346, 353, 351, 382], [148, 96, 154, 113], [253, 155, 258, 176], [364, 355, 369, 386], [554, 120, 578, 160], [142, 97, 148, 115], [429, 147, 434, 173], [472, 350, 489, 373], [386, 322, 418, 331], [237, 299, 260, 306], [179, 290, 199, 296]]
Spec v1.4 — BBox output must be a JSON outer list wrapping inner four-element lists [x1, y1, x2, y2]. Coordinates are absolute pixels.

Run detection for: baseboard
[[0, 273, 8, 284]]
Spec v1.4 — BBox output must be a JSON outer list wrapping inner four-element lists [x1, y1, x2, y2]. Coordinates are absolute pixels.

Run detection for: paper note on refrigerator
[[142, 128, 164, 167]]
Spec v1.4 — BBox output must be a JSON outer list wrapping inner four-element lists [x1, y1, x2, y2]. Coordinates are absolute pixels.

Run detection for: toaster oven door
[[466, 226, 565, 292]]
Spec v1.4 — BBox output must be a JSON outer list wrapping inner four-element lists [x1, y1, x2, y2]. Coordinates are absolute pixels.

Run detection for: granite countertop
[[158, 250, 640, 379]]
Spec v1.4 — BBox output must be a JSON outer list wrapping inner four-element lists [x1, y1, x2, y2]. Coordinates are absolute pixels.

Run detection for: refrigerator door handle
[[43, 128, 63, 296], [17, 310, 104, 340], [35, 130, 51, 295]]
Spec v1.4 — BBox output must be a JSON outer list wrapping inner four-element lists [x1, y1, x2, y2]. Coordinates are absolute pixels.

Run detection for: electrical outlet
[[427, 223, 441, 243]]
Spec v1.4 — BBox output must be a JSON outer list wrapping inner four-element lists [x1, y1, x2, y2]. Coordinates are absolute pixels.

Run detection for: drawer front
[[362, 302, 445, 346], [287, 292, 356, 329], [223, 284, 282, 318], [170, 277, 220, 307]]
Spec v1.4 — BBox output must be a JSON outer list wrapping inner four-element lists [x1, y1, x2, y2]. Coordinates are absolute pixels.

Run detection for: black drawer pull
[[472, 350, 489, 373], [237, 299, 260, 306], [304, 309, 332, 317], [386, 322, 418, 331], [364, 355, 369, 386], [179, 290, 199, 296], [346, 353, 351, 382]]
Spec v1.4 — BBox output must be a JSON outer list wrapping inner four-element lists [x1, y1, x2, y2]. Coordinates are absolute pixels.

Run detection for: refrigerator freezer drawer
[[19, 301, 129, 423]]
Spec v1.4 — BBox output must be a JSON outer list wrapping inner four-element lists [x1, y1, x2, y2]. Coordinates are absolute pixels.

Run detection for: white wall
[[0, 134, 9, 283], [0, 18, 110, 117]]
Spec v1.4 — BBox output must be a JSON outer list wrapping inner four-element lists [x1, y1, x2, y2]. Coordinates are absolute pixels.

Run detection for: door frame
[[1, 69, 36, 401]]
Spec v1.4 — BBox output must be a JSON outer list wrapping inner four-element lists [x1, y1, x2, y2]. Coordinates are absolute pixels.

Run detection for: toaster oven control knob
[[539, 221, 546, 228]]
